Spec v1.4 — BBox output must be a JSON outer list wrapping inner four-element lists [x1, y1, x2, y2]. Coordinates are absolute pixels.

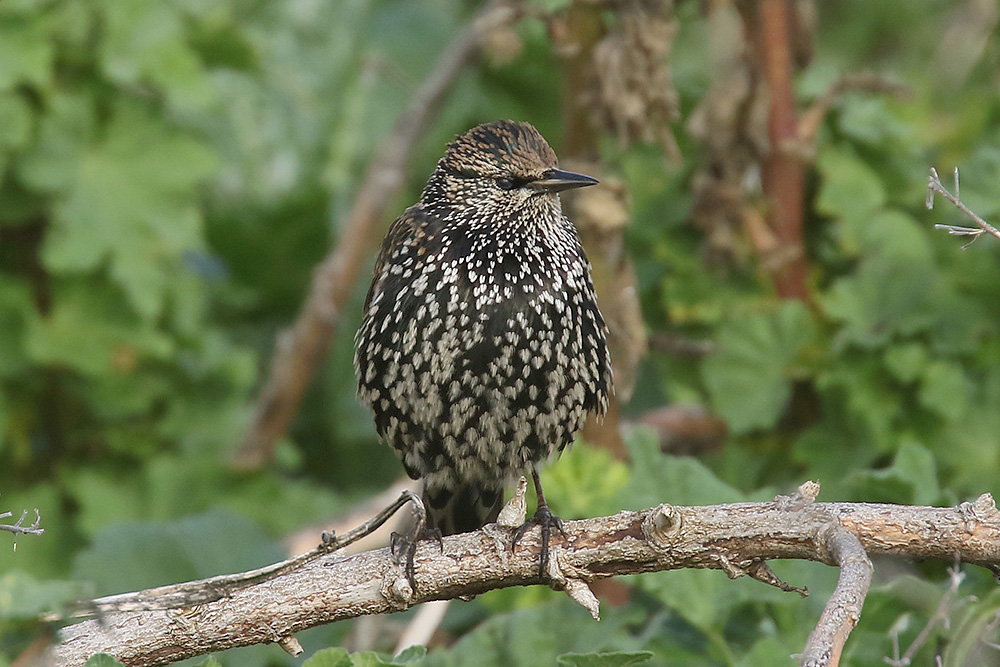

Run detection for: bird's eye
[[496, 176, 515, 190]]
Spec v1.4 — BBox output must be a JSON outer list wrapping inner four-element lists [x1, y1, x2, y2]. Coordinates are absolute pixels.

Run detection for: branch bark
[[231, 1, 523, 469], [49, 488, 1000, 667]]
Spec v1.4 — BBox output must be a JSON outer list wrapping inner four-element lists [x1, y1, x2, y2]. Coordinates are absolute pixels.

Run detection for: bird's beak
[[528, 168, 599, 193]]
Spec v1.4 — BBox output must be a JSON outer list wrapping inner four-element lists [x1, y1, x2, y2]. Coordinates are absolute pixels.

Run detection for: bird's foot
[[512, 504, 567, 579], [390, 525, 443, 594]]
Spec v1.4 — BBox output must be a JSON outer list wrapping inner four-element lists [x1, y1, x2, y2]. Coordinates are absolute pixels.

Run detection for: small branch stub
[[643, 503, 680, 548], [388, 574, 414, 607], [564, 576, 601, 621], [962, 493, 999, 521], [277, 636, 303, 657], [497, 476, 528, 528], [748, 560, 808, 597], [776, 480, 821, 510]]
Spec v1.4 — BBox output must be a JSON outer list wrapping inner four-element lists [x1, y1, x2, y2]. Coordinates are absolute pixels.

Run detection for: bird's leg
[[389, 496, 442, 594], [512, 466, 566, 578]]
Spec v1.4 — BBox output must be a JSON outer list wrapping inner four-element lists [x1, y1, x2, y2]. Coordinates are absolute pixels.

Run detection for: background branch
[[50, 489, 1000, 667], [753, 0, 809, 300], [232, 1, 523, 469]]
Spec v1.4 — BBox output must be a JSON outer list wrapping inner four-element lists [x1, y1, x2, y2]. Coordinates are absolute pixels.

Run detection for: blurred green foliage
[[1, 0, 999, 665]]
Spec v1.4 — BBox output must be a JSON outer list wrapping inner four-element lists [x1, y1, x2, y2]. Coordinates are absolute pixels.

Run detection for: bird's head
[[423, 120, 597, 215]]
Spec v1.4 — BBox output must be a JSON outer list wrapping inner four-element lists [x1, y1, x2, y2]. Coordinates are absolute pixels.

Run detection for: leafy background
[[2, 0, 999, 665]]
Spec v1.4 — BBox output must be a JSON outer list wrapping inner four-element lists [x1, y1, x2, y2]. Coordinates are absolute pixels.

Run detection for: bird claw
[[512, 505, 566, 578], [390, 526, 443, 593]]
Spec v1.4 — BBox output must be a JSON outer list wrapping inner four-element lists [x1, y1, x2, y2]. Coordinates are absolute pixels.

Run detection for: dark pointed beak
[[528, 168, 599, 193]]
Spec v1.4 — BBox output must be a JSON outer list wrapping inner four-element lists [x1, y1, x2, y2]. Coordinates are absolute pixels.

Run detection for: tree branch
[[799, 524, 872, 666], [885, 563, 964, 667], [232, 1, 524, 469], [49, 486, 1000, 667]]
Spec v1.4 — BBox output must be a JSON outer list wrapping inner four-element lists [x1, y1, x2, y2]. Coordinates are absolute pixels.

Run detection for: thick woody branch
[[50, 491, 1000, 667], [232, 1, 523, 468], [798, 526, 872, 666]]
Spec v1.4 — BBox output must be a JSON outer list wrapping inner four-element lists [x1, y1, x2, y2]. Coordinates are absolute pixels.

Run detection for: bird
[[354, 120, 612, 581]]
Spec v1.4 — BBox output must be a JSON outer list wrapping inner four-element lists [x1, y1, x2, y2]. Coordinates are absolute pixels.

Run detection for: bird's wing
[[362, 206, 426, 315]]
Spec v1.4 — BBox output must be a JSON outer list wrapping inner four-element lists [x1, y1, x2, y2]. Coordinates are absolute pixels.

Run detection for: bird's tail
[[423, 482, 504, 536]]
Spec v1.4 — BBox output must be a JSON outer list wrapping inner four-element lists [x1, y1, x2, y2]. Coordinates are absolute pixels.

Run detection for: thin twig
[[0, 493, 44, 550], [926, 167, 1000, 245], [884, 563, 965, 667], [47, 491, 423, 620], [232, 1, 524, 469]]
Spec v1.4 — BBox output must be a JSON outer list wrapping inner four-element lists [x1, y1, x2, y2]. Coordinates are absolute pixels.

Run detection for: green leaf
[[393, 645, 428, 663], [0, 92, 33, 149], [702, 302, 817, 433], [542, 444, 630, 519], [842, 442, 940, 505], [0, 278, 37, 378], [617, 429, 744, 509], [25, 281, 173, 377], [193, 659, 224, 667], [918, 361, 967, 419], [42, 102, 216, 319], [529, 0, 572, 12], [63, 467, 145, 538], [814, 356, 899, 452], [557, 651, 653, 667], [821, 257, 940, 349], [637, 569, 736, 632], [348, 652, 407, 667], [0, 17, 53, 92], [16, 90, 97, 193], [84, 655, 125, 667], [98, 2, 213, 110], [333, 649, 428, 667], [836, 96, 910, 147], [0, 570, 86, 619], [426, 598, 636, 667], [0, 390, 7, 449], [72, 509, 284, 596], [835, 209, 934, 271], [735, 636, 797, 667], [883, 343, 928, 383], [816, 149, 886, 227], [302, 648, 353, 667]]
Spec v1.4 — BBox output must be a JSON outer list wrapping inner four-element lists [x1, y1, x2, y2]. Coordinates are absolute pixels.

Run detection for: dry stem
[[926, 167, 1000, 245]]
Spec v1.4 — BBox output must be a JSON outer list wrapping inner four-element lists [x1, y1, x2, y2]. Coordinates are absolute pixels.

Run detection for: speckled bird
[[355, 120, 612, 573]]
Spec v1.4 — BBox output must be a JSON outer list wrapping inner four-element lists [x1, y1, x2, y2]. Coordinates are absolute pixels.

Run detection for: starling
[[355, 120, 612, 577]]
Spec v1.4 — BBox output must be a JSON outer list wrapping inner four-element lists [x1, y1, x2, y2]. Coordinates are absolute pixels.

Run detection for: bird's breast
[[421, 223, 586, 311]]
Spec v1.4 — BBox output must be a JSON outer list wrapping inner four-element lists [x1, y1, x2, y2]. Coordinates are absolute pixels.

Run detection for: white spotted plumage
[[354, 121, 612, 535]]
